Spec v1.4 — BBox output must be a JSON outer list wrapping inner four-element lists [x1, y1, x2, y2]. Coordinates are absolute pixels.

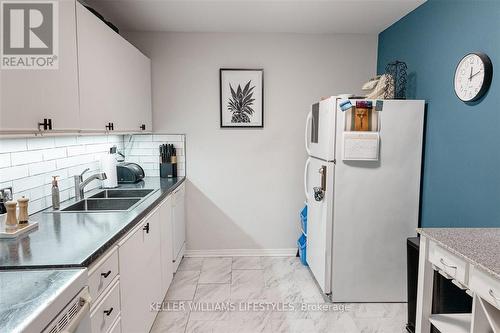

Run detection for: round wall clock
[[454, 52, 493, 102]]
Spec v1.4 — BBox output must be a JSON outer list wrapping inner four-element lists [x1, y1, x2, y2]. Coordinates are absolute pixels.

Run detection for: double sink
[[57, 189, 157, 213]]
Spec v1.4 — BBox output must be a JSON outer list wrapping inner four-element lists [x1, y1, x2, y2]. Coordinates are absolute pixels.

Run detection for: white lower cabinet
[[172, 183, 186, 270], [118, 208, 162, 333], [107, 317, 121, 333], [417, 236, 500, 333], [159, 196, 174, 295], [90, 279, 121, 333], [87, 247, 119, 302], [85, 182, 186, 333]]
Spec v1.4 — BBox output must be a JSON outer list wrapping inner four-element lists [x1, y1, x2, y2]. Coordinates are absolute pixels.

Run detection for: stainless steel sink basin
[[89, 189, 155, 199], [60, 198, 141, 212]]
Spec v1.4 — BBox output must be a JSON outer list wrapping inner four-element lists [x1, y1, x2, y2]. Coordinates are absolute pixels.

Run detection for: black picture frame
[[220, 68, 264, 128]]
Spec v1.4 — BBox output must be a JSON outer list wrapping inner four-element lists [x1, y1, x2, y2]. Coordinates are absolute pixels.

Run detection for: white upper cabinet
[[76, 3, 152, 133], [0, 0, 80, 133]]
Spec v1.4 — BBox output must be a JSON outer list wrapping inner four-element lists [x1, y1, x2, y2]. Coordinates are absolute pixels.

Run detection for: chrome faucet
[[74, 168, 107, 201]]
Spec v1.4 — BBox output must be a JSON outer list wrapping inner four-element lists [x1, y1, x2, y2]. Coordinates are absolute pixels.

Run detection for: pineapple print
[[228, 81, 255, 123]]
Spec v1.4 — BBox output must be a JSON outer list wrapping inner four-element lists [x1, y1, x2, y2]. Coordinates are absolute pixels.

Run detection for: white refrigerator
[[304, 97, 425, 302]]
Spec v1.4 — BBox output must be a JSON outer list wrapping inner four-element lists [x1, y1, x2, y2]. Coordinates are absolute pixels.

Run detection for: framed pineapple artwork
[[220, 68, 264, 128]]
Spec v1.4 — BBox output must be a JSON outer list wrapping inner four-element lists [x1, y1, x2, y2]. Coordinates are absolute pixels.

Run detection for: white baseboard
[[184, 248, 297, 257]]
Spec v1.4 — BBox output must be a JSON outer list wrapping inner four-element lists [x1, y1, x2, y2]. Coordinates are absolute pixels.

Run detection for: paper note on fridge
[[342, 132, 380, 161]]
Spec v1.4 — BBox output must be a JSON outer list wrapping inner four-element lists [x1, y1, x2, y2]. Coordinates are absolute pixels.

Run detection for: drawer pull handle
[[440, 258, 457, 270], [143, 222, 150, 234], [489, 289, 500, 301], [103, 307, 114, 316], [101, 270, 111, 278]]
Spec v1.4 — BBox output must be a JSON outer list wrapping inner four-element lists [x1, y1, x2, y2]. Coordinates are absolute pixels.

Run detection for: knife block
[[160, 163, 174, 178]]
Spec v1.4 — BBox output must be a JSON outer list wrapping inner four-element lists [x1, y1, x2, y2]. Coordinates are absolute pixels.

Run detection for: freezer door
[[305, 97, 337, 161], [305, 157, 334, 294]]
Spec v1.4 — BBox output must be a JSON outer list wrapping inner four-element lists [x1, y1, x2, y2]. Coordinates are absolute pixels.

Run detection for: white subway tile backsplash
[[11, 150, 43, 165], [128, 148, 153, 156], [0, 134, 184, 213], [42, 169, 69, 184], [77, 135, 109, 145], [29, 198, 44, 215], [60, 189, 71, 202], [152, 134, 184, 142], [13, 175, 45, 193], [27, 137, 55, 150], [59, 178, 74, 191], [0, 135, 123, 213], [0, 153, 11, 168], [54, 136, 77, 147], [139, 155, 158, 163], [0, 138, 27, 153], [30, 185, 46, 201], [130, 134, 153, 142], [0, 165, 29, 181], [56, 154, 98, 169], [107, 136, 121, 143], [124, 134, 186, 178], [67, 163, 99, 178], [29, 160, 57, 176], [67, 145, 86, 156], [141, 162, 158, 170], [86, 143, 111, 154], [0, 181, 13, 189], [131, 141, 156, 149], [43, 147, 67, 161]]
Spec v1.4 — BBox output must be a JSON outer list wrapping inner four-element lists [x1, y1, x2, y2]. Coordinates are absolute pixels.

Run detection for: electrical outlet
[[0, 187, 13, 214], [0, 187, 13, 201]]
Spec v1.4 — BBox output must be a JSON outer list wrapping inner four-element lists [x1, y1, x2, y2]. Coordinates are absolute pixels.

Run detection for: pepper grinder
[[17, 197, 29, 225], [4, 201, 18, 232]]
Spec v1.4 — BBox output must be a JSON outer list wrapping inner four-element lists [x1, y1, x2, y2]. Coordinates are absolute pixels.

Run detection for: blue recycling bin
[[297, 233, 308, 266]]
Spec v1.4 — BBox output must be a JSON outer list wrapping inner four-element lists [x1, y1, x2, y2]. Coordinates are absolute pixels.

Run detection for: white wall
[[125, 32, 378, 252]]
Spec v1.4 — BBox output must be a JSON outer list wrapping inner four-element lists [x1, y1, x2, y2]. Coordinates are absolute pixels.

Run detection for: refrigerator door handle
[[319, 165, 327, 192], [305, 112, 312, 155], [304, 157, 311, 201]]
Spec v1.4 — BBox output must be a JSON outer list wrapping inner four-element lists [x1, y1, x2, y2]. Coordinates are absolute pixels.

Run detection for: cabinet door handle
[[101, 270, 111, 278], [143, 222, 150, 234], [140, 124, 146, 130], [440, 258, 457, 270], [38, 118, 53, 131], [103, 307, 113, 316]]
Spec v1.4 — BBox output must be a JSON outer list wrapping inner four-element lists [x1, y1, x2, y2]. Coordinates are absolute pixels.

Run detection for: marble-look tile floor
[[150, 257, 407, 333]]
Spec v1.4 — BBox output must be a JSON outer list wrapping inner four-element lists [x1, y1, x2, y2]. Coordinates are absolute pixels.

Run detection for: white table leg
[[416, 235, 433, 333]]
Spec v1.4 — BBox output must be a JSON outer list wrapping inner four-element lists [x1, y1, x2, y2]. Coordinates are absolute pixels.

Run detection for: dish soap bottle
[[52, 176, 60, 210]]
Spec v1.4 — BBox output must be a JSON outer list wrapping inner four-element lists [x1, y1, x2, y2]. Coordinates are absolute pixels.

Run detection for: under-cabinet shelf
[[429, 313, 471, 333]]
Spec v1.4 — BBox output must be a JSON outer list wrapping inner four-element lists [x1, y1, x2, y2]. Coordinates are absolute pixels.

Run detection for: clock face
[[454, 53, 492, 102]]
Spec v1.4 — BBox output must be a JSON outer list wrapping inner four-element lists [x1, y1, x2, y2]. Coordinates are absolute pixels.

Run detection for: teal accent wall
[[377, 0, 500, 227]]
